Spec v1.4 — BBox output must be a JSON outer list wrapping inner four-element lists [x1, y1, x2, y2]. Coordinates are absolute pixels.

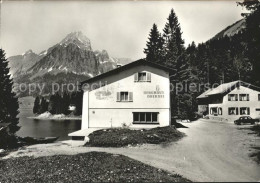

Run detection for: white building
[[69, 59, 173, 140], [197, 80, 260, 122]]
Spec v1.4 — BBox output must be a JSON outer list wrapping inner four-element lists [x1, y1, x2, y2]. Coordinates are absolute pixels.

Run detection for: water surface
[[17, 108, 81, 141]]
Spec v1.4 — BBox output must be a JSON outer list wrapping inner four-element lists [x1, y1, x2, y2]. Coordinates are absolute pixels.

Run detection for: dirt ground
[[3, 119, 260, 182]]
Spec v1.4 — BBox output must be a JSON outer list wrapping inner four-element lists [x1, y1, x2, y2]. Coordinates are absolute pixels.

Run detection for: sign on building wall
[[144, 85, 165, 98]]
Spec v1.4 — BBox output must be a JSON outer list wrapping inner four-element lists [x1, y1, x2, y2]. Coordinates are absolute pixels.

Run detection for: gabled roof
[[206, 81, 239, 96], [197, 80, 260, 99], [197, 88, 213, 99], [81, 59, 174, 85]]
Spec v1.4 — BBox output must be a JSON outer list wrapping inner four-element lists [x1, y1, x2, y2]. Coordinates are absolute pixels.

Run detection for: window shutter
[[134, 73, 138, 82], [129, 92, 133, 101], [228, 95, 231, 101], [235, 95, 238, 101], [247, 94, 249, 101], [239, 94, 242, 101], [247, 108, 250, 115], [147, 72, 151, 82], [116, 92, 120, 101]]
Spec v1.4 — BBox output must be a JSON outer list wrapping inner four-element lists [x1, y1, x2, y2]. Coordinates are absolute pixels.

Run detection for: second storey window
[[228, 94, 238, 101], [239, 94, 249, 101], [117, 92, 133, 102], [138, 72, 146, 81], [134, 72, 151, 82], [120, 92, 128, 101], [258, 94, 260, 101]]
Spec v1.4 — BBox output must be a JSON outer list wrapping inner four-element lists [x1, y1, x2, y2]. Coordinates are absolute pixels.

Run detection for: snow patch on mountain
[[48, 67, 53, 72], [59, 31, 92, 51], [39, 50, 48, 56]]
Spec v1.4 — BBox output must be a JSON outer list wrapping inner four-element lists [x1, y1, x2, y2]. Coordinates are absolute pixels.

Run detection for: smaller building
[[197, 81, 260, 121]]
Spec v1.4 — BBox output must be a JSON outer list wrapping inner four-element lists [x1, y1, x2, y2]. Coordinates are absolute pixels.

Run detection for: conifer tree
[[54, 93, 62, 114], [144, 24, 164, 64], [39, 97, 48, 114], [163, 9, 185, 70], [162, 9, 190, 117], [75, 91, 83, 115], [62, 92, 71, 115], [48, 95, 56, 114], [33, 96, 40, 114], [0, 49, 20, 133]]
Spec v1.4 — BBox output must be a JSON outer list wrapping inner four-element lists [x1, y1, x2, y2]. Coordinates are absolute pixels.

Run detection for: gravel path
[[98, 120, 260, 182]]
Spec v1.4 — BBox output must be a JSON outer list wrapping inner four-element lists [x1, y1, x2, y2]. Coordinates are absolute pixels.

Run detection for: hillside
[[212, 19, 246, 40]]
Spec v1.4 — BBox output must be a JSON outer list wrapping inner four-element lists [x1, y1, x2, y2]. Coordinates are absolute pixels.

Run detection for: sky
[[1, 1, 245, 60]]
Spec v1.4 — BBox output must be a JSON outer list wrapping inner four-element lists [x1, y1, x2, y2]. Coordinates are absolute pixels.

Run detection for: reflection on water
[[17, 109, 81, 141]]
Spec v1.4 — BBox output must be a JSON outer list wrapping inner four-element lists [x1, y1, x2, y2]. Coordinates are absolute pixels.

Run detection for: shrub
[[0, 128, 19, 149], [86, 126, 185, 147]]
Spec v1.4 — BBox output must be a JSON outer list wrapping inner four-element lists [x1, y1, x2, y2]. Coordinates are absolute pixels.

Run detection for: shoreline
[[27, 116, 82, 120]]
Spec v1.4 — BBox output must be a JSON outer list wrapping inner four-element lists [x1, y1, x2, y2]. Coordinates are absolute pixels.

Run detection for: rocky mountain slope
[[8, 31, 132, 96], [212, 19, 246, 40], [8, 50, 44, 77]]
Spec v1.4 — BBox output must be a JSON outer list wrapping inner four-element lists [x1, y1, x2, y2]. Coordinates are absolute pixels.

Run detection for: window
[[239, 94, 249, 101], [152, 113, 158, 122], [258, 94, 260, 101], [218, 108, 222, 115], [134, 72, 151, 82], [228, 94, 238, 101], [146, 112, 152, 122], [138, 72, 146, 81], [240, 107, 250, 115], [133, 113, 139, 122], [140, 113, 145, 122], [210, 107, 218, 115], [120, 92, 128, 101], [117, 92, 133, 102], [133, 112, 159, 124], [228, 107, 238, 115]]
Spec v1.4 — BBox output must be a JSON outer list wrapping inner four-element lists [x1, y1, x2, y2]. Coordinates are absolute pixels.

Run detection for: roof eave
[[81, 59, 173, 85]]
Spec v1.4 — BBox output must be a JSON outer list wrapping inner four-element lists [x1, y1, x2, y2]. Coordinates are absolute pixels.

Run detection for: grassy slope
[[86, 126, 185, 147], [0, 152, 191, 182]]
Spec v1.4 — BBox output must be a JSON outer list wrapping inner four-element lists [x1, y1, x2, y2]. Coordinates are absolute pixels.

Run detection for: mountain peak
[[22, 49, 35, 56], [60, 31, 92, 51]]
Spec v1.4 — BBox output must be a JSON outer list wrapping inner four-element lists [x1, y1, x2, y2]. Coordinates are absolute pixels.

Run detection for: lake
[[17, 108, 81, 141]]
